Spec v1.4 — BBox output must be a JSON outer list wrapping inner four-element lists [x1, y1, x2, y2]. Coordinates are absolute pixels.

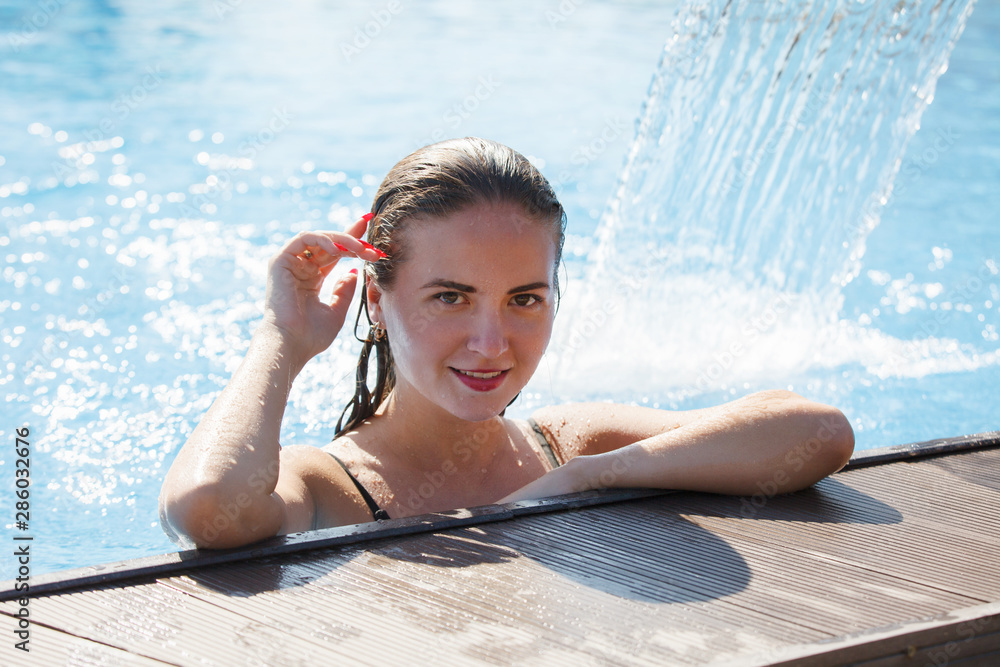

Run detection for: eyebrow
[[420, 279, 550, 295]]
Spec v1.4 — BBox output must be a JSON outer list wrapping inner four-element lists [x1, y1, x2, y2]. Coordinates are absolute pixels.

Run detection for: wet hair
[[334, 137, 566, 436]]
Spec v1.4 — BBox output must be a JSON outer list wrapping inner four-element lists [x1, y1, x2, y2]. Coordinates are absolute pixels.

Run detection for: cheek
[[386, 307, 459, 362], [514, 316, 553, 356]]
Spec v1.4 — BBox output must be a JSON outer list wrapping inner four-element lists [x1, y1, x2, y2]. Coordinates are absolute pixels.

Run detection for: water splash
[[548, 0, 977, 398]]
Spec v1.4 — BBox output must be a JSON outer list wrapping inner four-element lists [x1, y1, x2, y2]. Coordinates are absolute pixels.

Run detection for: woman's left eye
[[512, 294, 542, 307]]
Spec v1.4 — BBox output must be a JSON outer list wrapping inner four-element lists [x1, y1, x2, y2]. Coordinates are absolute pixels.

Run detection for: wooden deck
[[3, 435, 1000, 665]]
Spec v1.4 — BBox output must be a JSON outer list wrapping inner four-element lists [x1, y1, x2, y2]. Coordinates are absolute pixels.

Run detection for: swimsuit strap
[[327, 452, 391, 521], [326, 420, 557, 524], [526, 417, 561, 469]]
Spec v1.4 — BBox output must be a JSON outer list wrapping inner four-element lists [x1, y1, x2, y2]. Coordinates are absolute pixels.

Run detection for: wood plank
[[0, 620, 173, 665], [671, 500, 1000, 600], [1, 441, 997, 664], [0, 579, 355, 666], [154, 516, 814, 665], [0, 489, 672, 602], [843, 433, 1000, 470], [512, 505, 981, 634], [721, 601, 1000, 667], [656, 451, 1000, 600]]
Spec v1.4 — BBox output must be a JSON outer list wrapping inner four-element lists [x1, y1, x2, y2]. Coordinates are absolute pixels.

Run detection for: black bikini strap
[[327, 452, 391, 521], [527, 417, 561, 469]]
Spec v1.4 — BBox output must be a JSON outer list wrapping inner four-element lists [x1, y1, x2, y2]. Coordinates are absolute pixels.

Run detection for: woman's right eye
[[435, 292, 462, 305]]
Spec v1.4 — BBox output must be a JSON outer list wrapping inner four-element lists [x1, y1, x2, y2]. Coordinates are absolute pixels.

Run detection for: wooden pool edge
[[1, 487, 675, 601], [726, 600, 1000, 667], [842, 430, 1000, 471], [3, 430, 998, 603]]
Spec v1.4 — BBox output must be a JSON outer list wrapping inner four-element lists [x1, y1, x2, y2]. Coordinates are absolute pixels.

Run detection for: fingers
[[344, 212, 373, 240], [330, 268, 359, 300], [290, 213, 387, 267], [292, 233, 350, 265]]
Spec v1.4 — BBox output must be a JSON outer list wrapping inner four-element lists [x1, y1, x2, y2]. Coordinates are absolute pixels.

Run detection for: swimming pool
[[2, 0, 997, 576]]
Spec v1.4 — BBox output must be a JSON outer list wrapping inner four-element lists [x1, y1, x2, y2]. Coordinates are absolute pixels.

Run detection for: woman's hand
[[262, 213, 386, 367], [497, 460, 588, 504]]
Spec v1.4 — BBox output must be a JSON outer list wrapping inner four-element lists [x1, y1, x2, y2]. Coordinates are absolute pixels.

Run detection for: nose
[[466, 308, 509, 359]]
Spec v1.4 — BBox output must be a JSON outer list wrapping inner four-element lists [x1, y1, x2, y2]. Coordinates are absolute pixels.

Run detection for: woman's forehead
[[394, 206, 557, 287]]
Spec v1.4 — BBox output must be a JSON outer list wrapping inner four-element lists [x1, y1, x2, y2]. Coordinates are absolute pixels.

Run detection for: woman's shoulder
[[527, 402, 695, 460], [278, 443, 377, 529]]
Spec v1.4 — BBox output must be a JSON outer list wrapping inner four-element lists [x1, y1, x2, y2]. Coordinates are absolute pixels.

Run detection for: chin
[[444, 389, 522, 423], [449, 401, 511, 423]]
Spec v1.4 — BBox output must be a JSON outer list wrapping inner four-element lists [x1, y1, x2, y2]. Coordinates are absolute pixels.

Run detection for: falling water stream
[[545, 0, 982, 401]]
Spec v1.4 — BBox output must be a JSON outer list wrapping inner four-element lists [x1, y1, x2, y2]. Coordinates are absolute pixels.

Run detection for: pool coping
[[2, 429, 997, 602]]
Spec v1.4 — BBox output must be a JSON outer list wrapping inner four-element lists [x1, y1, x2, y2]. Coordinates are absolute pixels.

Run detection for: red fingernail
[[348, 268, 358, 275], [359, 240, 389, 258], [361, 212, 374, 223], [334, 242, 349, 252]]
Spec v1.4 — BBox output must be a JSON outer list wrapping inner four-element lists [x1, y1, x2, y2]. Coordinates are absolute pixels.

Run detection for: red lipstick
[[450, 368, 508, 392]]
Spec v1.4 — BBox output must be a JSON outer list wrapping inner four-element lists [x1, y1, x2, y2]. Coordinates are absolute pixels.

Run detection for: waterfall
[[548, 0, 976, 400]]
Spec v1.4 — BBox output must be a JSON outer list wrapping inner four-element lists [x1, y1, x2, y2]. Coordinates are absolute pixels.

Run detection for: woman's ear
[[365, 276, 384, 324]]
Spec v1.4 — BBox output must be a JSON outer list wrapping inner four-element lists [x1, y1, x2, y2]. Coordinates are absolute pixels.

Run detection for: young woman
[[159, 138, 854, 549]]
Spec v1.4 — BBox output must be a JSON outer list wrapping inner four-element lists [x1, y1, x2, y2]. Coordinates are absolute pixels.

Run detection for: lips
[[450, 367, 509, 391]]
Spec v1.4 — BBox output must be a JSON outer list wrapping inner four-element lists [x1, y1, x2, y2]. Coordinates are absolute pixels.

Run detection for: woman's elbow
[[752, 390, 853, 489], [789, 398, 855, 486], [159, 486, 226, 549], [159, 485, 280, 550], [823, 407, 855, 473]]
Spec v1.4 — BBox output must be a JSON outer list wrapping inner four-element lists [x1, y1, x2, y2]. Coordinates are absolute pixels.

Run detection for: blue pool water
[[1, 0, 997, 576]]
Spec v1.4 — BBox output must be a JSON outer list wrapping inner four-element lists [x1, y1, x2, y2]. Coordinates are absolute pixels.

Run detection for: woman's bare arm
[[159, 323, 308, 549], [500, 390, 854, 502], [159, 216, 381, 549]]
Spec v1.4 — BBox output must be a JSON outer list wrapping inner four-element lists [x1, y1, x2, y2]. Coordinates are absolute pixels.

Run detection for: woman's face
[[368, 202, 558, 423]]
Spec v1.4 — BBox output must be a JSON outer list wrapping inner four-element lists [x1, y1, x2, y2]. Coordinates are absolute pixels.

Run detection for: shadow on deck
[[3, 433, 999, 665]]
